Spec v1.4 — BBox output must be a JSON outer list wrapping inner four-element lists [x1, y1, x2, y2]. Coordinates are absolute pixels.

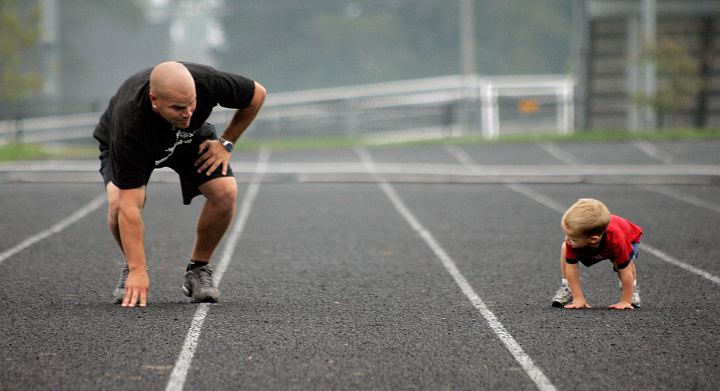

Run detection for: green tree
[[0, 0, 41, 118], [636, 37, 702, 128]]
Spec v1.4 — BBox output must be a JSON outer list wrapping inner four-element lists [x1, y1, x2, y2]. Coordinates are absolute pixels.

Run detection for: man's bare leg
[[191, 176, 238, 262], [182, 176, 236, 302]]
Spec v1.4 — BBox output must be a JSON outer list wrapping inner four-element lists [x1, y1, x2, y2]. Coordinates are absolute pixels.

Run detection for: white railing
[[0, 74, 574, 145]]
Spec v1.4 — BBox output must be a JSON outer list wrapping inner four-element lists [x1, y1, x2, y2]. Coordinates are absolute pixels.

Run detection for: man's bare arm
[[195, 81, 267, 175], [118, 187, 149, 307], [222, 81, 267, 142]]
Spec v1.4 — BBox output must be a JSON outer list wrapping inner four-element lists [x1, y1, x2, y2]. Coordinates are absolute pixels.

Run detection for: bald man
[[93, 62, 266, 307]]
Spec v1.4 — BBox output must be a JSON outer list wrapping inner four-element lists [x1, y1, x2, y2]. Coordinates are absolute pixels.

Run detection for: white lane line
[[638, 185, 720, 214], [443, 145, 477, 168], [633, 140, 675, 164], [0, 193, 106, 265], [355, 147, 557, 391], [505, 185, 720, 286], [539, 142, 579, 165], [505, 183, 566, 214], [640, 243, 720, 285], [166, 148, 269, 391]]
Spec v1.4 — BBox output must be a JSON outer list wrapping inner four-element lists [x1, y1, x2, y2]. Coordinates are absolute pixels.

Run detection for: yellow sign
[[518, 99, 540, 114]]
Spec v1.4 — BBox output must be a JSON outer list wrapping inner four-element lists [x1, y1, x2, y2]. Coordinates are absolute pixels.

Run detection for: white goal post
[[477, 75, 575, 138]]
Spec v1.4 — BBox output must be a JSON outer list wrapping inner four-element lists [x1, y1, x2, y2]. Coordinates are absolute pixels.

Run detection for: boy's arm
[[610, 265, 634, 310], [564, 262, 591, 309]]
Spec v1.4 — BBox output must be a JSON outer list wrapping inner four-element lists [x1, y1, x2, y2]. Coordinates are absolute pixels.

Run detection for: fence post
[[15, 115, 24, 143], [480, 81, 499, 139]]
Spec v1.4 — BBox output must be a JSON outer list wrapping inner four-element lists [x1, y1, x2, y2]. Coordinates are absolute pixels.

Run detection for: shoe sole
[[551, 301, 567, 308]]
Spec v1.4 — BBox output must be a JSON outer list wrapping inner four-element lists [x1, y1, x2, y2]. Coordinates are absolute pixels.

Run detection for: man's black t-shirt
[[93, 63, 255, 189]]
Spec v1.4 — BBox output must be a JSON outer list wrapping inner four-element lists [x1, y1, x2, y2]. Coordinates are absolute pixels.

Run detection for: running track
[[1, 140, 719, 390]]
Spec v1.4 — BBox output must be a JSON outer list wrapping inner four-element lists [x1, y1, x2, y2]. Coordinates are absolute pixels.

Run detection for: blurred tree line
[[0, 0, 41, 118], [216, 0, 573, 92], [3, 0, 573, 118]]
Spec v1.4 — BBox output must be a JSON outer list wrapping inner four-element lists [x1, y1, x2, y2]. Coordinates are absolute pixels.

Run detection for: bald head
[[149, 62, 197, 129], [150, 61, 195, 98]]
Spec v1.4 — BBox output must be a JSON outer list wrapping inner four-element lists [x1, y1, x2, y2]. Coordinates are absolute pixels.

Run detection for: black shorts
[[99, 123, 234, 205]]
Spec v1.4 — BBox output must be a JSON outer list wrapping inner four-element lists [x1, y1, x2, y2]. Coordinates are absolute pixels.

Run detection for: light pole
[[641, 0, 657, 130], [460, 0, 477, 76]]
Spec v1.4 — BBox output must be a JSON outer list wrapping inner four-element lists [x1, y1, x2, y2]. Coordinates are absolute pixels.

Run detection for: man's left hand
[[609, 301, 634, 310], [195, 140, 230, 175]]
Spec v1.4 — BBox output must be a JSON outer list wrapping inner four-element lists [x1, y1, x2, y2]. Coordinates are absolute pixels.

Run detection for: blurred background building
[[1, 0, 718, 144], [576, 0, 720, 130]]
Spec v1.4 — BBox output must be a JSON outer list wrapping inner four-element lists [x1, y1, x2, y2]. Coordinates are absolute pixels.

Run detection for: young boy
[[551, 198, 643, 310]]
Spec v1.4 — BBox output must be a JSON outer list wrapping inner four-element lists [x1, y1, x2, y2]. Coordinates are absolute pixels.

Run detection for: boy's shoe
[[631, 285, 641, 308], [183, 265, 220, 302], [551, 285, 572, 307], [113, 264, 129, 304]]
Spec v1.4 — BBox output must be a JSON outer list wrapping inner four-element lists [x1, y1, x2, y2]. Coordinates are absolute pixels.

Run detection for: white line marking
[[166, 149, 269, 391], [539, 142, 578, 165], [355, 147, 557, 391], [633, 140, 674, 164], [640, 243, 720, 285], [505, 183, 566, 214], [0, 193, 106, 265], [443, 145, 477, 169], [214, 150, 269, 285], [638, 185, 720, 214]]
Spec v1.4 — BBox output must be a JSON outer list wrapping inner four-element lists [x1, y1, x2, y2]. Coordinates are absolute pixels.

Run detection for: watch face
[[219, 138, 233, 152]]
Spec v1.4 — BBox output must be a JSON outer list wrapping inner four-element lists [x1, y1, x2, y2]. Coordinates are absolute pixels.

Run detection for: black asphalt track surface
[[1, 140, 719, 390]]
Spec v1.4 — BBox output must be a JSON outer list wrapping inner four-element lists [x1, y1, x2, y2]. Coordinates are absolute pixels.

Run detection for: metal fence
[[0, 74, 573, 146]]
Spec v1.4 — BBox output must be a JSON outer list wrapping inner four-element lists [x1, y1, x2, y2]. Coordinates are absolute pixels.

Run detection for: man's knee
[[202, 178, 237, 209]]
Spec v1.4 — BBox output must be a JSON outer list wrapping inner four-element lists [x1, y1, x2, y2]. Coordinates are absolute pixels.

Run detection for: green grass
[[236, 136, 362, 151], [0, 143, 51, 162], [1, 128, 719, 162], [0, 143, 100, 162]]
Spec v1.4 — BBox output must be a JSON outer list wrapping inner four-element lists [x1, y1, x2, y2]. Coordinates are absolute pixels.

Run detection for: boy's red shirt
[[565, 215, 643, 266]]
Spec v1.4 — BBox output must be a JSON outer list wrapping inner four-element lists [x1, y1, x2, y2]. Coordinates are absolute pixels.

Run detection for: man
[[93, 61, 266, 307]]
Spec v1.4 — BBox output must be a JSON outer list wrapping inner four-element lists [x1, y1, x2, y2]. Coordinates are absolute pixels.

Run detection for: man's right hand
[[122, 269, 149, 307]]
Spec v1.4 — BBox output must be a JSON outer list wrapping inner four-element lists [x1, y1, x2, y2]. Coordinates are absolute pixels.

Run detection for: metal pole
[[459, 0, 477, 135], [460, 0, 477, 76], [641, 0, 657, 129], [40, 0, 60, 97], [570, 0, 588, 131], [627, 15, 641, 131]]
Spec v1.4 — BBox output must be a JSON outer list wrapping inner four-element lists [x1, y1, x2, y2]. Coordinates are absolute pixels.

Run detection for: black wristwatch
[[218, 137, 234, 152]]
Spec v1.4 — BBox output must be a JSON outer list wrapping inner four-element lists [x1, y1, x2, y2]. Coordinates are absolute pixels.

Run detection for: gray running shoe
[[183, 265, 220, 302], [551, 284, 572, 307], [631, 284, 641, 308], [113, 264, 129, 304]]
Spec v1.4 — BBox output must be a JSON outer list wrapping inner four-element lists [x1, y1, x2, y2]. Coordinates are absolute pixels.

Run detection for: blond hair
[[562, 198, 610, 236]]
